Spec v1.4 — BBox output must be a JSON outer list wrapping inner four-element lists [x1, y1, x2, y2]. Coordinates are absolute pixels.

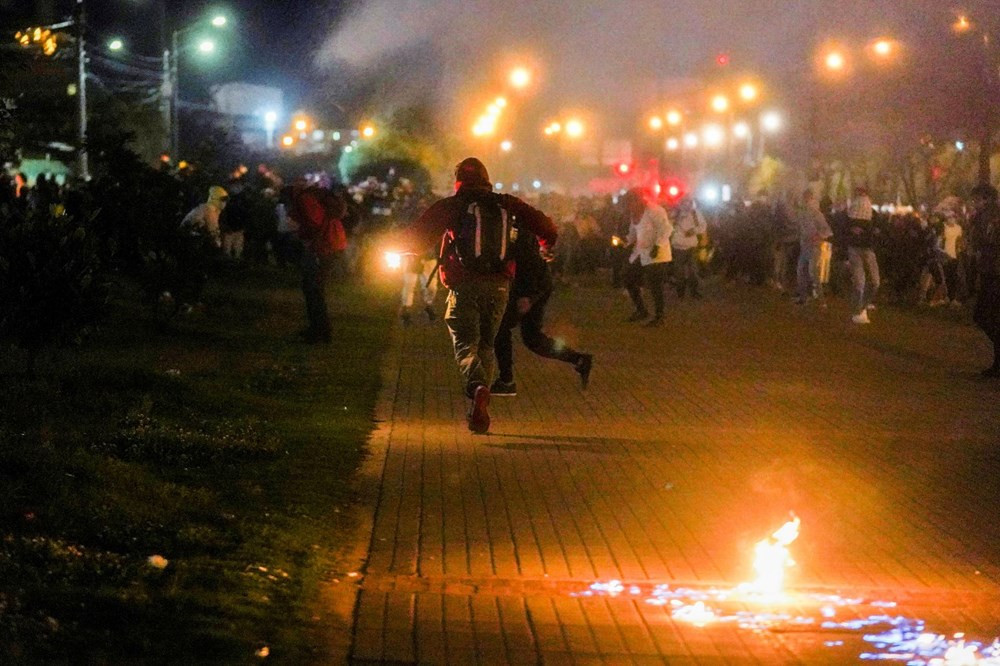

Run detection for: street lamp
[[263, 111, 278, 148], [167, 11, 231, 160], [711, 94, 730, 113], [108, 37, 124, 51], [703, 124, 725, 148], [872, 39, 894, 57], [683, 132, 699, 148], [732, 122, 750, 139], [824, 50, 846, 71], [739, 83, 759, 102], [666, 109, 683, 126], [649, 116, 663, 130], [361, 124, 376, 139], [666, 137, 680, 151], [500, 139, 513, 152], [565, 119, 584, 138], [761, 111, 782, 133], [509, 67, 531, 89]]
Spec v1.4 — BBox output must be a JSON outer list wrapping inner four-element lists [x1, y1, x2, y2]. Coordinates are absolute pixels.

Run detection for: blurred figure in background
[[290, 184, 348, 344], [670, 196, 707, 299], [969, 183, 1000, 377]]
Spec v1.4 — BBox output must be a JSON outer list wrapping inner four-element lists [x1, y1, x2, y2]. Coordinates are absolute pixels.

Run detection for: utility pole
[[159, 0, 171, 156], [977, 31, 998, 185], [170, 30, 179, 161], [75, 0, 89, 180]]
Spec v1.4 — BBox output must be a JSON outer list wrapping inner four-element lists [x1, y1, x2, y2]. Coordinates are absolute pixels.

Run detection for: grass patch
[[0, 265, 394, 663]]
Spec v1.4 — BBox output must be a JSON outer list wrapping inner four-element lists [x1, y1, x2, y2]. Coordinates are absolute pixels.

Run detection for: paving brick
[[350, 282, 1000, 663]]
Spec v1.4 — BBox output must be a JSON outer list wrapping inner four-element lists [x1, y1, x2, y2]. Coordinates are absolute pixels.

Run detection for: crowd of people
[[5, 154, 999, 433]]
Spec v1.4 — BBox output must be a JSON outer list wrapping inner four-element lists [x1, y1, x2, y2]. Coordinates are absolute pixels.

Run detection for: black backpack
[[451, 192, 518, 273]]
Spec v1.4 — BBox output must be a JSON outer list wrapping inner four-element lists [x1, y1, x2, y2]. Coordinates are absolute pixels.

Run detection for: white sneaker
[[851, 311, 871, 324]]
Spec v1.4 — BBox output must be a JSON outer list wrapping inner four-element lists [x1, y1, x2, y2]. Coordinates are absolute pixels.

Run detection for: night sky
[[4, 0, 998, 137]]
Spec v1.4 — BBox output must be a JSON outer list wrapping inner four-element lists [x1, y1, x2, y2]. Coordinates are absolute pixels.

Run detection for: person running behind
[[492, 227, 593, 397], [395, 158, 558, 433], [622, 188, 673, 326], [399, 250, 439, 325]]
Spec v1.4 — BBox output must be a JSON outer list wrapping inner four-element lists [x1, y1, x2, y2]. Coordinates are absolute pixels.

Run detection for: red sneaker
[[467, 385, 491, 434]]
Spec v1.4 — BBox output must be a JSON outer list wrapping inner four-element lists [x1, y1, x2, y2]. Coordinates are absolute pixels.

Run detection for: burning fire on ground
[[575, 515, 1000, 664]]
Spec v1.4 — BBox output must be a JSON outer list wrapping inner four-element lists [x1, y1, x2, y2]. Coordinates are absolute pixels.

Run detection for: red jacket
[[399, 186, 558, 289], [291, 188, 347, 255]]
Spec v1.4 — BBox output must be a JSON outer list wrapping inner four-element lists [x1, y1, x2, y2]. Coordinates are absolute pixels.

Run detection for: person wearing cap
[[622, 188, 673, 326], [845, 187, 880, 324], [969, 183, 1000, 377], [181, 185, 228, 247], [394, 158, 558, 433]]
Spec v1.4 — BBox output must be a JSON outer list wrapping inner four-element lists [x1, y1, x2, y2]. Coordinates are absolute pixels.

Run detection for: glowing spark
[[672, 601, 717, 627]]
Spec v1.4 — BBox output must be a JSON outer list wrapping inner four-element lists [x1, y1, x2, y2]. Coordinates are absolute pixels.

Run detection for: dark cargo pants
[[444, 280, 510, 397]]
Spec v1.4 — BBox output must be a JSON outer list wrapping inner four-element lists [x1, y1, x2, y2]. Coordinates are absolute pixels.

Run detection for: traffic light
[[716, 53, 730, 67], [661, 177, 686, 204]]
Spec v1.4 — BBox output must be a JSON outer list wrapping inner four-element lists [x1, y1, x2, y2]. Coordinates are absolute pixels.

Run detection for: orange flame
[[750, 514, 800, 596]]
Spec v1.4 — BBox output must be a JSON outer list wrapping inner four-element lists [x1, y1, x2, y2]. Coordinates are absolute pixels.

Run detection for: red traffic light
[[661, 177, 686, 202], [716, 53, 730, 66]]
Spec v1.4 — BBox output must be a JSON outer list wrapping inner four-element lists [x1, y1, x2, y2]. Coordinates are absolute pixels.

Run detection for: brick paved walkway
[[349, 280, 1000, 664]]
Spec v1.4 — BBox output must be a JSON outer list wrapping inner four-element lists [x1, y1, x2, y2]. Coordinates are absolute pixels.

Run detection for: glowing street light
[[872, 39, 894, 57], [711, 94, 730, 113], [761, 111, 782, 133], [294, 118, 308, 132], [361, 124, 376, 139], [703, 124, 725, 148], [666, 137, 680, 151], [733, 122, 750, 139], [666, 109, 683, 126], [495, 96, 508, 108], [197, 39, 216, 54], [211, 15, 228, 28], [509, 67, 531, 89], [649, 116, 664, 130], [739, 83, 759, 102], [954, 14, 972, 34], [500, 139, 513, 152], [825, 50, 846, 71], [108, 38, 124, 51], [683, 132, 699, 148], [565, 119, 585, 138], [281, 135, 294, 147]]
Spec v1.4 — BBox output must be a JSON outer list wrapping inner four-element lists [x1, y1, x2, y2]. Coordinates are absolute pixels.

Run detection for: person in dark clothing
[[492, 229, 593, 396], [969, 183, 1000, 377], [290, 185, 348, 344], [395, 157, 558, 434]]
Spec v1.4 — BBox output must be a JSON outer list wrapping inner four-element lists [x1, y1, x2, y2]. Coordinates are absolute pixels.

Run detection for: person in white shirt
[[669, 196, 707, 299], [623, 188, 673, 326], [940, 211, 964, 305]]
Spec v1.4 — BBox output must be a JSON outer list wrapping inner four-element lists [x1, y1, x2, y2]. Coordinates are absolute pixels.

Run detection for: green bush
[[0, 207, 112, 374]]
